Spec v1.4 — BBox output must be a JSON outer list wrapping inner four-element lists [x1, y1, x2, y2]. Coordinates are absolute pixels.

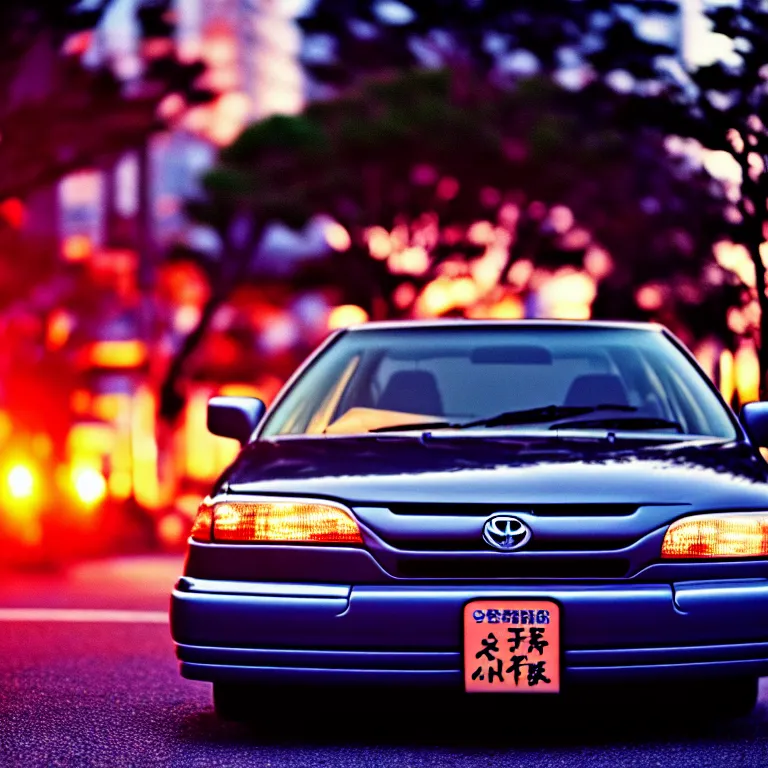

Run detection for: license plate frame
[[462, 599, 562, 694]]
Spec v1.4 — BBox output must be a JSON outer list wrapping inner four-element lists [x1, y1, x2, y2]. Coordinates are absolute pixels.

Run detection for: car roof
[[342, 319, 666, 333]]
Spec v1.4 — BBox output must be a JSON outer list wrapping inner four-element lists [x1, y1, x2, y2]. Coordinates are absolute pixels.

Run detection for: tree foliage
[[298, 0, 679, 87], [648, 0, 768, 396], [168, 67, 737, 421], [0, 0, 211, 203], [0, 0, 213, 428], [298, 0, 768, 397]]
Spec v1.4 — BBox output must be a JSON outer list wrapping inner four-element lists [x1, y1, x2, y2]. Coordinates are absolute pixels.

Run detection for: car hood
[[220, 434, 768, 510]]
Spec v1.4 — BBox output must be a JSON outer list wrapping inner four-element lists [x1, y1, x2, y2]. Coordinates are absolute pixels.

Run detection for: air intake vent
[[386, 503, 640, 517]]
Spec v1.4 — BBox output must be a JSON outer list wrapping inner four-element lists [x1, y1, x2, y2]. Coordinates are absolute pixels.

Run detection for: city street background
[[0, 554, 767, 767], [3, 0, 768, 764], [2, 0, 767, 569]]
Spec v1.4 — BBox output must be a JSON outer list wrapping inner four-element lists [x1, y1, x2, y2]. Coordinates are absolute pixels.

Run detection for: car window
[[259, 326, 739, 439], [305, 355, 361, 434], [367, 353, 610, 420]]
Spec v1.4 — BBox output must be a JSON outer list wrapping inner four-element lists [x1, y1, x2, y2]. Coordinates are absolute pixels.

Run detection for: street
[[0, 555, 766, 768]]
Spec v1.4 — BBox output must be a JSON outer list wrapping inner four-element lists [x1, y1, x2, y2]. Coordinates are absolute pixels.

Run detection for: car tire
[[212, 683, 256, 722]]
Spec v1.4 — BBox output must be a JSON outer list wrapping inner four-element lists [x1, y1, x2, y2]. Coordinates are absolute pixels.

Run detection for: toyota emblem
[[482, 515, 532, 551]]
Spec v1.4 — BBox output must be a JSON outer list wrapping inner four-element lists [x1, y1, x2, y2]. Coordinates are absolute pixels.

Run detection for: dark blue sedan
[[170, 320, 768, 720]]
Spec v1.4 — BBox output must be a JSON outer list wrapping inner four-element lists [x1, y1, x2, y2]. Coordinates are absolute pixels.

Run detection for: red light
[[190, 501, 213, 542]]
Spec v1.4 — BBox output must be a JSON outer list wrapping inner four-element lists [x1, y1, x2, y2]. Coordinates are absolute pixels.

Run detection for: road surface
[[1, 555, 768, 767]]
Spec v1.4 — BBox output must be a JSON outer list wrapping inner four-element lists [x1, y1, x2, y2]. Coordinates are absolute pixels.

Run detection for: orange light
[[720, 349, 735, 404], [190, 499, 214, 542], [157, 513, 187, 548], [92, 393, 130, 422], [210, 500, 363, 544], [635, 284, 664, 312], [328, 305, 368, 330], [67, 422, 115, 456], [131, 385, 160, 510], [108, 470, 132, 500], [662, 513, 768, 559], [416, 278, 453, 316], [6, 464, 35, 500], [87, 340, 148, 369], [486, 296, 525, 320], [324, 222, 352, 252], [70, 389, 92, 415], [218, 383, 263, 398], [71, 466, 107, 507], [63, 234, 93, 262], [735, 343, 760, 404], [0, 412, 11, 445], [46, 310, 75, 351], [367, 226, 391, 259], [388, 246, 429, 276]]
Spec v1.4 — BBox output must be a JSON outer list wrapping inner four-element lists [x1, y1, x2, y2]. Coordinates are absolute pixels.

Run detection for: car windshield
[[259, 325, 739, 440]]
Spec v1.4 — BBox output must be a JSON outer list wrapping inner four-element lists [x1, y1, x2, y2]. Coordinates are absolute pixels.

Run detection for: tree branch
[[158, 217, 268, 423]]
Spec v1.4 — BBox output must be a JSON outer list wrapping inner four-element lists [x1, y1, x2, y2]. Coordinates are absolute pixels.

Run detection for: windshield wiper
[[458, 403, 637, 429], [550, 415, 684, 433], [369, 420, 457, 433], [369, 404, 640, 433]]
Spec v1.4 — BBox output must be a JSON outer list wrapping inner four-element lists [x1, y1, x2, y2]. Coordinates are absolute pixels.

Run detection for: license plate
[[463, 599, 561, 693]]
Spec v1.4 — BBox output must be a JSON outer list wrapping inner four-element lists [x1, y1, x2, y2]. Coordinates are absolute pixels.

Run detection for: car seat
[[563, 373, 630, 408], [377, 370, 444, 415]]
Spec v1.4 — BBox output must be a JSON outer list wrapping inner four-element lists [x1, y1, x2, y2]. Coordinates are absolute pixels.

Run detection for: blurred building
[[240, 0, 305, 120], [64, 0, 308, 248], [47, 0, 329, 532]]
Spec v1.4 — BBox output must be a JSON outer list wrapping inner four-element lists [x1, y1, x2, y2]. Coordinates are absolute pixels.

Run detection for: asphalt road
[[1, 555, 768, 768]]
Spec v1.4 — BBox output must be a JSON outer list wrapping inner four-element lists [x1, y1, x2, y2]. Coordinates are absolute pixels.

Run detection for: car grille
[[390, 537, 634, 552], [352, 503, 661, 580], [397, 557, 630, 579]]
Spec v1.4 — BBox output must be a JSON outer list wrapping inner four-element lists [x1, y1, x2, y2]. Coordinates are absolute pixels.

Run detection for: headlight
[[190, 497, 363, 544], [661, 512, 768, 559]]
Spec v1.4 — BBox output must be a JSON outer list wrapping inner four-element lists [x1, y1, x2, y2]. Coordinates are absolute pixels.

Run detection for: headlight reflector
[[190, 499, 362, 544], [661, 513, 768, 559]]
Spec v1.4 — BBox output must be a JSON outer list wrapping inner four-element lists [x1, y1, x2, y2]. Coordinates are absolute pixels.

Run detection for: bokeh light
[[324, 222, 352, 252], [636, 284, 664, 312], [328, 304, 369, 329], [367, 226, 391, 259], [71, 465, 108, 507], [7, 464, 35, 500]]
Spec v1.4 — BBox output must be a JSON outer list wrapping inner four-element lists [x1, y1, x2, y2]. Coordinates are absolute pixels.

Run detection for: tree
[[302, 70, 736, 346], [166, 68, 735, 421], [648, 0, 768, 397], [0, 0, 210, 203], [298, 0, 679, 88], [0, 0, 213, 433], [159, 116, 328, 420], [300, 0, 768, 397]]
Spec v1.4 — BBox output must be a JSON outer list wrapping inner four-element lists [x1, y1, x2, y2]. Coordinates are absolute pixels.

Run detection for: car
[[170, 319, 768, 721]]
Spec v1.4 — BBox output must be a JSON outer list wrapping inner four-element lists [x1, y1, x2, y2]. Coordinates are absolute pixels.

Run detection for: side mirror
[[207, 396, 266, 445], [741, 402, 768, 447]]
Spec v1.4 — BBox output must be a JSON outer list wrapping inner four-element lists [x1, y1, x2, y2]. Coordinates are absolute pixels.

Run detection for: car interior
[[305, 344, 693, 435]]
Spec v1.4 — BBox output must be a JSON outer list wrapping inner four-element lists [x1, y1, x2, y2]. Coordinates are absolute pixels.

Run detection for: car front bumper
[[170, 577, 768, 687]]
